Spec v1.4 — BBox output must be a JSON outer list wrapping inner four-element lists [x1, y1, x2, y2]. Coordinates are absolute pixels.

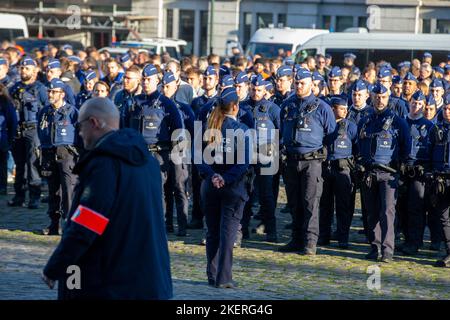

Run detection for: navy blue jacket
[[191, 92, 218, 117], [406, 116, 434, 165], [324, 118, 358, 160], [37, 103, 79, 148], [0, 98, 18, 151], [123, 90, 184, 145], [75, 89, 92, 109], [429, 120, 450, 172], [280, 93, 336, 155], [174, 99, 195, 138], [44, 129, 173, 300], [388, 96, 409, 119], [9, 80, 49, 124], [347, 104, 374, 126], [357, 107, 411, 166], [196, 116, 251, 185]]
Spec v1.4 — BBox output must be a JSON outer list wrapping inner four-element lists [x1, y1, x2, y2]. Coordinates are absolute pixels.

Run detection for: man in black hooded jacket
[[42, 97, 172, 300]]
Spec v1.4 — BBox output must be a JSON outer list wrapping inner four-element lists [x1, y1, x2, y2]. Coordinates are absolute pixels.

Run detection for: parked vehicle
[[294, 32, 450, 67], [0, 13, 28, 42], [245, 27, 329, 58]]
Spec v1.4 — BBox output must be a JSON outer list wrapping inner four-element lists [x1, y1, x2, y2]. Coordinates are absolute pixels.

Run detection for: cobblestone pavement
[[1, 185, 450, 300]]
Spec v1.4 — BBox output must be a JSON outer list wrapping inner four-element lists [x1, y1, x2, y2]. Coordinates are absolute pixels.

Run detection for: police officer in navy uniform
[[312, 71, 327, 99], [357, 82, 411, 262], [235, 71, 251, 103], [122, 64, 184, 211], [279, 68, 336, 255], [391, 75, 403, 98], [429, 78, 446, 114], [273, 66, 293, 107], [8, 56, 49, 209], [401, 72, 419, 105], [343, 53, 358, 74], [75, 70, 98, 109], [6, 47, 21, 83], [240, 74, 280, 242], [377, 66, 409, 118], [319, 97, 358, 249], [101, 57, 125, 100], [273, 66, 294, 215], [347, 80, 373, 237], [44, 58, 76, 106], [196, 87, 251, 288], [398, 91, 437, 255], [0, 83, 18, 195], [113, 65, 142, 116], [424, 94, 440, 124], [0, 57, 13, 90], [428, 101, 450, 267], [161, 71, 195, 236], [38, 79, 79, 235], [188, 66, 219, 229], [324, 66, 347, 106]]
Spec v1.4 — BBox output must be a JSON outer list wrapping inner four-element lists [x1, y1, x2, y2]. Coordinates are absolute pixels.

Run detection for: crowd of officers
[[0, 41, 450, 287]]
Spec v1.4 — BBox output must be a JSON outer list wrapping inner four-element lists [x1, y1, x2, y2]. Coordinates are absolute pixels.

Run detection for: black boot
[[278, 240, 304, 253], [28, 198, 40, 210], [43, 220, 60, 236], [186, 219, 203, 229], [435, 254, 450, 268], [7, 196, 25, 207]]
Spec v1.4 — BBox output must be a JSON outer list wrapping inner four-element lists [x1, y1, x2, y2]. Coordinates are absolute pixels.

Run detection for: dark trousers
[[284, 159, 323, 247], [319, 164, 354, 243], [396, 178, 442, 247], [242, 165, 276, 234], [11, 129, 41, 201], [190, 164, 203, 222], [351, 178, 368, 236], [202, 178, 247, 286], [0, 149, 8, 190], [42, 147, 77, 222], [433, 188, 450, 254], [152, 150, 170, 213], [272, 158, 282, 205], [361, 170, 398, 255], [164, 162, 189, 231]]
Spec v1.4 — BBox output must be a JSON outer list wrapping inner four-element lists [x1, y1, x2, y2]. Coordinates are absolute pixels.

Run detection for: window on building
[[358, 16, 367, 28], [200, 10, 208, 56], [257, 13, 272, 29], [322, 16, 332, 31], [166, 9, 173, 38], [278, 14, 287, 28], [436, 19, 450, 33], [325, 48, 368, 69], [179, 10, 195, 56], [243, 12, 252, 50], [336, 16, 354, 32], [422, 19, 431, 33]]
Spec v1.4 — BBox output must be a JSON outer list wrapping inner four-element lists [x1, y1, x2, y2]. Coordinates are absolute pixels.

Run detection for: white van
[[117, 38, 187, 61], [0, 13, 29, 41], [294, 32, 450, 67], [245, 27, 329, 58]]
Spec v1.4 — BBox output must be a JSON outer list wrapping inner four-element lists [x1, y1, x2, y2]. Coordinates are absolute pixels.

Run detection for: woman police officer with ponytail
[[196, 87, 251, 288]]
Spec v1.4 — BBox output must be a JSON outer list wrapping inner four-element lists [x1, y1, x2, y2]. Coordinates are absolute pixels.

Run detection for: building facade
[[137, 0, 450, 56], [1, 0, 449, 55]]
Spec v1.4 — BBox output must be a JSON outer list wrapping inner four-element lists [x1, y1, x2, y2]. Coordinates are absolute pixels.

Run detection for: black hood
[[74, 129, 149, 173]]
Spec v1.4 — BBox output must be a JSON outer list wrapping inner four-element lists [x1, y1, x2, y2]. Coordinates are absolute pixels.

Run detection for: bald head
[[78, 97, 120, 150], [80, 97, 120, 127]]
